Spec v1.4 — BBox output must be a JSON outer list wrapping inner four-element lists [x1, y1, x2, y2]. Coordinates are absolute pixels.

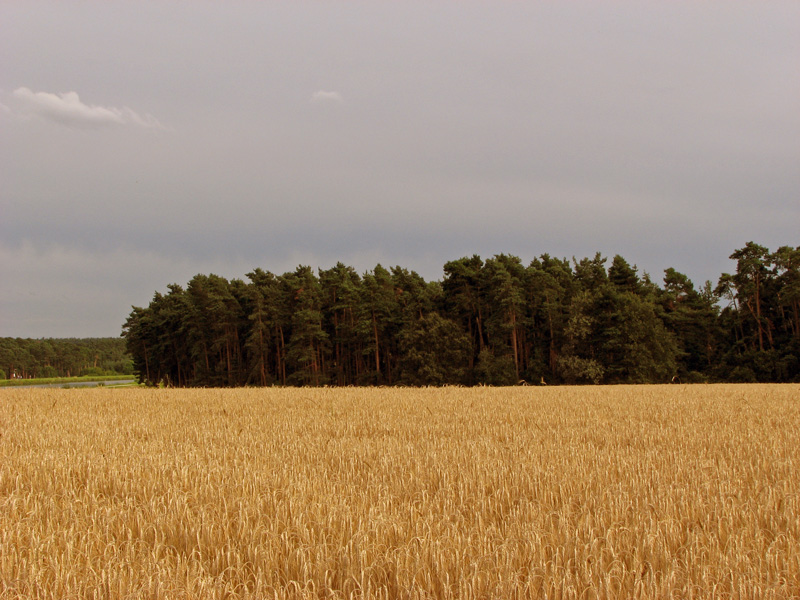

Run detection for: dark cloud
[[1, 1, 798, 337]]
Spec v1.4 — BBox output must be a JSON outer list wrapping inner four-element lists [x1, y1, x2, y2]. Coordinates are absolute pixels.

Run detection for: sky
[[1, 1, 798, 338]]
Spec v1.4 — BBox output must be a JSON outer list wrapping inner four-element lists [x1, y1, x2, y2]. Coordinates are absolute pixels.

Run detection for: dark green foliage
[[318, 263, 365, 386], [608, 255, 642, 294], [121, 243, 800, 386], [442, 255, 488, 368], [557, 290, 605, 384], [713, 243, 800, 382], [474, 348, 517, 386], [284, 266, 330, 386], [661, 269, 720, 377], [0, 337, 131, 379], [398, 313, 471, 385], [596, 290, 678, 383]]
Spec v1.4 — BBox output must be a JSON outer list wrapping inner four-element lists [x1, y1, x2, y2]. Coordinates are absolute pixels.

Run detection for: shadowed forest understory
[[121, 242, 799, 387]]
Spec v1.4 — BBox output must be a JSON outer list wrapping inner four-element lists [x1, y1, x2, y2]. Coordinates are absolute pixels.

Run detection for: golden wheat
[[1, 385, 798, 599]]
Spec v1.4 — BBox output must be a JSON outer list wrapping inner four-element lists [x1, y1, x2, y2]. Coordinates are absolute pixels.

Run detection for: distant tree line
[[0, 337, 132, 380], [122, 242, 800, 387]]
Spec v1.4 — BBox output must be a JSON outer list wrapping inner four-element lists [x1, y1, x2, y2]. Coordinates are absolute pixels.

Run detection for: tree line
[[0, 337, 132, 380], [122, 242, 800, 387]]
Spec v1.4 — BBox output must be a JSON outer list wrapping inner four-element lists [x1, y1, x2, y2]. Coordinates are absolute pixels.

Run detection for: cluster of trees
[[122, 243, 800, 387], [0, 337, 132, 379]]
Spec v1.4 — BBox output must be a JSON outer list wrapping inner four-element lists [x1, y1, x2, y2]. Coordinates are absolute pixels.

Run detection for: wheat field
[[0, 385, 798, 599]]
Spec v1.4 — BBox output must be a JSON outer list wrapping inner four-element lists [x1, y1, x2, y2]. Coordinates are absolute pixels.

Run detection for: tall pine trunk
[[372, 311, 380, 378], [510, 310, 519, 380]]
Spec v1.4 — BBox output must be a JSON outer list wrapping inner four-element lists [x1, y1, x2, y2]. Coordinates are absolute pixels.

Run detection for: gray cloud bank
[[1, 1, 798, 338]]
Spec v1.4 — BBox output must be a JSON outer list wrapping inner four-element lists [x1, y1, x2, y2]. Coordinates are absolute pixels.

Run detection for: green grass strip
[[0, 375, 135, 387]]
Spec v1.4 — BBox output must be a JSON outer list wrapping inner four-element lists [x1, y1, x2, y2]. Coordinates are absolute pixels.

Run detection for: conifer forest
[[121, 243, 800, 387]]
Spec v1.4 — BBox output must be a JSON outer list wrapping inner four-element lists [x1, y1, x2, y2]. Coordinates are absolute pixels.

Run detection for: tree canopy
[[119, 243, 799, 386], [0, 337, 131, 379]]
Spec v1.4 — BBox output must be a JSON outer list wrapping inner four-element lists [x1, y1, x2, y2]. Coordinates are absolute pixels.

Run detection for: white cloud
[[311, 90, 343, 104], [11, 87, 163, 129]]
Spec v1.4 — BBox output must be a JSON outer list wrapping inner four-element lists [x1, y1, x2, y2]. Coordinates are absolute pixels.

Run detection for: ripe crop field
[[1, 385, 798, 599]]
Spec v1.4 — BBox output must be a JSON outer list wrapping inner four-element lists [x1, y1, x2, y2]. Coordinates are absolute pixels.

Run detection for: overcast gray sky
[[1, 1, 798, 338]]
